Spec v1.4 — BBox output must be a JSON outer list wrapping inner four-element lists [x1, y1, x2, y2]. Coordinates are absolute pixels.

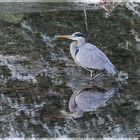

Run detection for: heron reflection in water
[[61, 87, 117, 118], [58, 32, 118, 78]]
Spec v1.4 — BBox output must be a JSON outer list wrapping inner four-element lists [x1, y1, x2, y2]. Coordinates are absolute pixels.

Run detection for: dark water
[[0, 3, 140, 138]]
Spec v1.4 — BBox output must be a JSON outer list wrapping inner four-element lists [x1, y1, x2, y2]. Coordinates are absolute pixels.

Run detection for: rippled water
[[0, 3, 140, 138]]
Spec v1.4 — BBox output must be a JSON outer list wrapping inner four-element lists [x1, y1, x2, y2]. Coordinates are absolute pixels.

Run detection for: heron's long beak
[[57, 35, 73, 40]]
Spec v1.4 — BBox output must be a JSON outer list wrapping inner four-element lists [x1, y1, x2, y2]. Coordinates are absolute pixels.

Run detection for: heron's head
[[58, 32, 85, 44]]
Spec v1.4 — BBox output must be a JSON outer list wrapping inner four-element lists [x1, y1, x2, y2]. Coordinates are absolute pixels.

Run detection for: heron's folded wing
[[76, 43, 108, 70]]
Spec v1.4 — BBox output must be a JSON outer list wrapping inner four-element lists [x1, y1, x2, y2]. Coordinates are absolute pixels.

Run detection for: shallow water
[[0, 3, 140, 138]]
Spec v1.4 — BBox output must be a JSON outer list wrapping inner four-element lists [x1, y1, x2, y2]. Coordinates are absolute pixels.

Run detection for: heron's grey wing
[[76, 43, 106, 70], [76, 43, 117, 75]]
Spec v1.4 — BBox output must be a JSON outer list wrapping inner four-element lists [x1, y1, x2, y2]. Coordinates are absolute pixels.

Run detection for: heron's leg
[[90, 70, 93, 78]]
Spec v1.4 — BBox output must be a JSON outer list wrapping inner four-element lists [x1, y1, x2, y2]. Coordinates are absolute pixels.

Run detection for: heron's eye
[[75, 33, 84, 37]]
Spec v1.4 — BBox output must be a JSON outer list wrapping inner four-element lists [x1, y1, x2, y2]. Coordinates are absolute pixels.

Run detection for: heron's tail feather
[[106, 63, 118, 77]]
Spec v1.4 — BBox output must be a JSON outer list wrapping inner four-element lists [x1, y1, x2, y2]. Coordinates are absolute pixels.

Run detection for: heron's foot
[[89, 72, 106, 88], [60, 110, 83, 119], [60, 110, 70, 117], [90, 72, 104, 80]]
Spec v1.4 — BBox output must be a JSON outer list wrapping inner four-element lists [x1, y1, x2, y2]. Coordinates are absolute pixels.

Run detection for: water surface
[[0, 3, 140, 138]]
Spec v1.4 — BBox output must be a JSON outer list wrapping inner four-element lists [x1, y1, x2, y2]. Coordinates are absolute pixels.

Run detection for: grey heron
[[58, 32, 118, 78]]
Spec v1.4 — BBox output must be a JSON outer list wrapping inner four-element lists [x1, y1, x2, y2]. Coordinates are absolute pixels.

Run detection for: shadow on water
[[0, 2, 140, 138]]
